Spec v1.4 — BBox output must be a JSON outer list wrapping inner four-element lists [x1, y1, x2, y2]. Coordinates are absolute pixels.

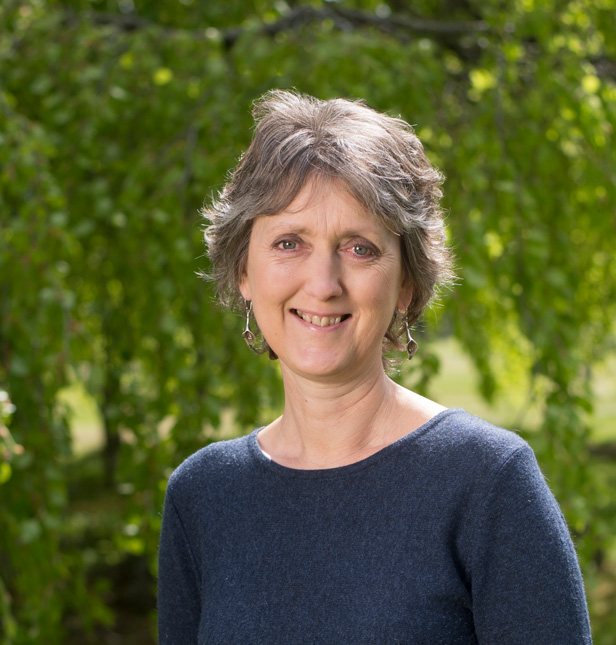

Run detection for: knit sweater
[[157, 408, 591, 644]]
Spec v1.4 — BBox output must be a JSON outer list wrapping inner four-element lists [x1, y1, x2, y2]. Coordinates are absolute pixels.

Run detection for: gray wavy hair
[[203, 90, 454, 358]]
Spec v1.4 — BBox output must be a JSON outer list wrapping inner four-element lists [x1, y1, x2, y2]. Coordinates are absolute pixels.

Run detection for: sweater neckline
[[247, 408, 463, 479]]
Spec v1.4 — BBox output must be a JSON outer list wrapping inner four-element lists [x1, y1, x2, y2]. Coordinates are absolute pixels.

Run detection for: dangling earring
[[398, 308, 418, 360], [405, 321, 418, 360], [242, 300, 258, 354]]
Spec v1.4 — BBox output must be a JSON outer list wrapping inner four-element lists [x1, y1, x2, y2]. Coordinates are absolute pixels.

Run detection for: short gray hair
[[203, 90, 454, 357]]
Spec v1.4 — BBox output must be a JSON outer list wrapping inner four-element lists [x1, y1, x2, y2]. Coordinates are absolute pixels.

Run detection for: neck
[[263, 364, 403, 469]]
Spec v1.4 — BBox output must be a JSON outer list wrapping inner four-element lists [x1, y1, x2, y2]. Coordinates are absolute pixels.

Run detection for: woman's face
[[240, 180, 412, 382]]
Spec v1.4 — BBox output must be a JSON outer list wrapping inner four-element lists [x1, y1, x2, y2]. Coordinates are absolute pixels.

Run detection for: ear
[[239, 267, 252, 302], [397, 279, 413, 312]]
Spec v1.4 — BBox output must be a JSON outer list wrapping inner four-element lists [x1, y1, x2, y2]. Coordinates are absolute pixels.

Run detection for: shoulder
[[423, 410, 564, 541], [410, 408, 534, 485], [419, 408, 528, 458], [165, 431, 256, 500]]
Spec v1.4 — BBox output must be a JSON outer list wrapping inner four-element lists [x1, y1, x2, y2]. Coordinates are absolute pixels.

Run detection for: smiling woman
[[157, 91, 592, 644], [204, 91, 453, 359]]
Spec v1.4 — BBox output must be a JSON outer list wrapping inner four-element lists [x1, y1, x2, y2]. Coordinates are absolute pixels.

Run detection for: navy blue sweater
[[158, 409, 591, 643]]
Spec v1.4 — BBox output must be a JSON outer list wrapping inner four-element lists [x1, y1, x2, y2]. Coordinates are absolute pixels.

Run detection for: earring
[[242, 300, 258, 354], [398, 308, 418, 360]]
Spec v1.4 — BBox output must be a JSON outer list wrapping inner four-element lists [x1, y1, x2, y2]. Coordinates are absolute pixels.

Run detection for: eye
[[276, 239, 297, 250], [352, 244, 373, 257]]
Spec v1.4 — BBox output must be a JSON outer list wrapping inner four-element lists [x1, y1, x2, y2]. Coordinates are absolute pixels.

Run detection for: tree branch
[[62, 5, 490, 50], [589, 442, 616, 460]]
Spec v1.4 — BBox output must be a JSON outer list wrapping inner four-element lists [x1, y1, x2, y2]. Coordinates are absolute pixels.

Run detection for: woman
[[158, 91, 591, 643]]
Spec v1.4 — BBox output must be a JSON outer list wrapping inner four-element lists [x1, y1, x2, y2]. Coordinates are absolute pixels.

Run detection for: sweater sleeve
[[158, 486, 201, 644], [470, 444, 592, 644]]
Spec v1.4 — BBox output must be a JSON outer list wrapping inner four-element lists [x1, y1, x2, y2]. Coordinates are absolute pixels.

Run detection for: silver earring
[[404, 320, 418, 360], [398, 308, 418, 360], [242, 301, 258, 354]]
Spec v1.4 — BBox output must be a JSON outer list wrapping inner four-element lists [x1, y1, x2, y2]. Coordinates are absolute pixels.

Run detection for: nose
[[302, 249, 344, 301]]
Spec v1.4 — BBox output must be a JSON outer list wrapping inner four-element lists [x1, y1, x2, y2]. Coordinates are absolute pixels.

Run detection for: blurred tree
[[1, 0, 615, 641]]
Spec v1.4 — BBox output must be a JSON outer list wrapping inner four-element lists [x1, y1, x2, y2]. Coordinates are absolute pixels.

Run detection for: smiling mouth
[[293, 309, 350, 327]]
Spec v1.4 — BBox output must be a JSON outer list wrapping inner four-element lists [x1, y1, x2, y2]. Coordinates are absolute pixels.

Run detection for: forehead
[[251, 179, 396, 242]]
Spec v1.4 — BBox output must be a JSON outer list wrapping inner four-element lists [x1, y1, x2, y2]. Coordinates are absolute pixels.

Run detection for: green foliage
[[1, 0, 615, 641]]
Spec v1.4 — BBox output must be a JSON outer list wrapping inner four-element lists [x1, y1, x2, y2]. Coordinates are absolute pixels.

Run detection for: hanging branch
[[62, 5, 490, 49]]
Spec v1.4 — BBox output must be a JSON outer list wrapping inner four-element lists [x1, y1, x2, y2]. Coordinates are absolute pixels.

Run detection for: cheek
[[361, 266, 403, 306]]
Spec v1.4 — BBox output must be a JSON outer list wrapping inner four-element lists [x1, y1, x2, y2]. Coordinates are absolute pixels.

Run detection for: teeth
[[296, 310, 343, 327]]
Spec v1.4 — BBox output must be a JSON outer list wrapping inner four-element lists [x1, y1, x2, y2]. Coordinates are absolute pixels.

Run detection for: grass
[[58, 383, 104, 455], [419, 337, 541, 430], [415, 336, 616, 444], [591, 356, 616, 444]]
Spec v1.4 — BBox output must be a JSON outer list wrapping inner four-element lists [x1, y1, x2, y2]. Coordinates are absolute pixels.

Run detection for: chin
[[282, 360, 344, 379], [279, 350, 377, 381]]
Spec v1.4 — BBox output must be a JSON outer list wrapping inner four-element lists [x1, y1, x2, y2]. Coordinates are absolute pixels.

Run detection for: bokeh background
[[1, 0, 615, 642]]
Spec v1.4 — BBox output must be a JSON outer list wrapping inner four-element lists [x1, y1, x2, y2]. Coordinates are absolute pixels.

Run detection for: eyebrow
[[263, 221, 390, 242]]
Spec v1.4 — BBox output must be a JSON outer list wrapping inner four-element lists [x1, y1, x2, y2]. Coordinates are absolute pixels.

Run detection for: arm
[[158, 488, 201, 644], [471, 445, 592, 644]]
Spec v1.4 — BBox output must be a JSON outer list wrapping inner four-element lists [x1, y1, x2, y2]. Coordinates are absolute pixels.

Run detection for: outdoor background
[[1, 0, 615, 642]]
